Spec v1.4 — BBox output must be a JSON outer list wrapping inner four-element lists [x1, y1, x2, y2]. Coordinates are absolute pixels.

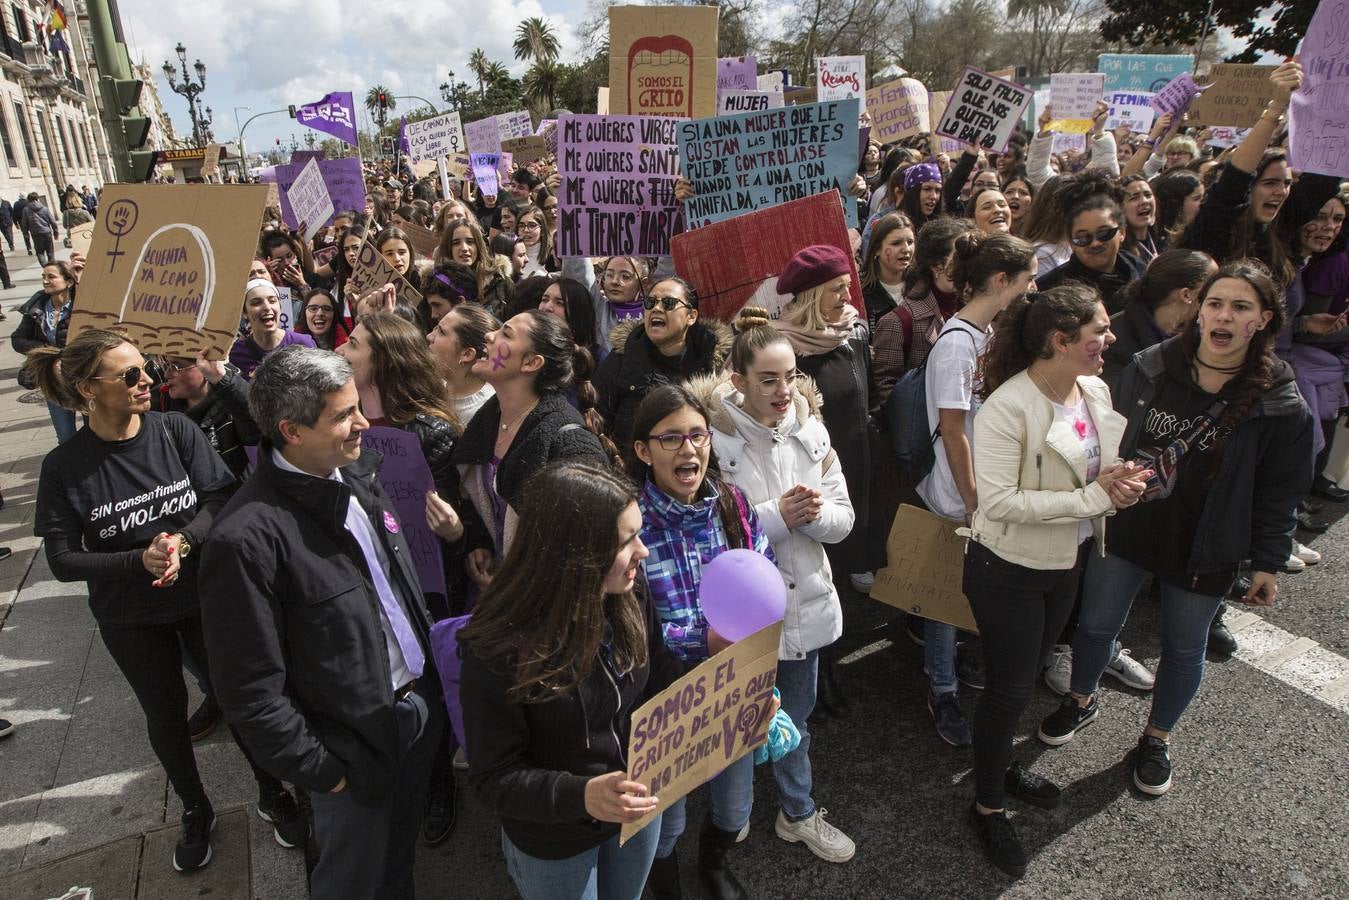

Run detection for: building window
[[81, 123, 96, 171], [11, 6, 28, 43], [0, 105, 18, 171], [68, 118, 86, 169], [35, 110, 57, 177], [12, 100, 36, 168], [56, 116, 73, 169]]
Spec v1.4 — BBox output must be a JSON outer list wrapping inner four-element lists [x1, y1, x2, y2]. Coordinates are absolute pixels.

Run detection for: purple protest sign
[[1151, 73, 1203, 118], [1289, 0, 1349, 178], [718, 55, 758, 92], [470, 152, 501, 196], [295, 92, 358, 146], [274, 157, 366, 230], [556, 114, 683, 258], [360, 426, 447, 598]]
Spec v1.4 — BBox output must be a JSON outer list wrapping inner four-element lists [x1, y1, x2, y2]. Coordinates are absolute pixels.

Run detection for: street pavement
[[0, 246, 1345, 897]]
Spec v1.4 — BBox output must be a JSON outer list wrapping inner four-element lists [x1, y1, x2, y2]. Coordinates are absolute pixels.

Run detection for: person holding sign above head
[[458, 462, 686, 900], [962, 285, 1149, 878], [625, 384, 771, 900], [229, 278, 317, 380]]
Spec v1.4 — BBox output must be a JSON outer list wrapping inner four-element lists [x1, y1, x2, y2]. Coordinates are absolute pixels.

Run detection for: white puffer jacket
[[689, 374, 855, 661]]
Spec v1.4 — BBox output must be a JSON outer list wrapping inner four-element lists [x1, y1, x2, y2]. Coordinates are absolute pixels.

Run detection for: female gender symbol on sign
[[103, 199, 140, 273]]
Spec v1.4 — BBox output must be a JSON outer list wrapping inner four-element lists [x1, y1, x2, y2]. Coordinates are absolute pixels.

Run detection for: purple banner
[[274, 157, 366, 230], [360, 426, 447, 598], [556, 113, 683, 258], [295, 92, 358, 147]]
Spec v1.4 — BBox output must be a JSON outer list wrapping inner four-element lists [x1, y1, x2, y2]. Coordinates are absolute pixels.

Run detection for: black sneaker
[[188, 696, 221, 743], [1037, 694, 1098, 746], [0, 547, 12, 563], [258, 787, 307, 849], [927, 691, 971, 747], [1208, 603, 1238, 658], [956, 645, 985, 690], [1004, 762, 1061, 809], [0, 717, 13, 738], [1132, 735, 1173, 796], [173, 802, 215, 872], [423, 779, 458, 846], [968, 803, 1026, 878]]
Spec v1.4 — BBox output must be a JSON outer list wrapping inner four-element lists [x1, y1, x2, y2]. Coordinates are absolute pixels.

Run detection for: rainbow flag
[[49, 2, 67, 31]]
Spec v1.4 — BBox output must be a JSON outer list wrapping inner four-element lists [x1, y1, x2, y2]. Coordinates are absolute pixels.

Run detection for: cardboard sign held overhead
[[1046, 72, 1105, 133], [865, 77, 929, 143], [609, 5, 719, 118], [816, 56, 866, 102], [501, 135, 549, 164], [1190, 64, 1277, 128], [1289, 0, 1349, 178], [288, 157, 334, 243], [620, 621, 782, 845], [404, 111, 466, 163], [871, 504, 978, 633], [934, 66, 1031, 153], [399, 220, 440, 259], [201, 143, 221, 179], [68, 221, 95, 257], [68, 184, 268, 359], [347, 238, 424, 312], [1097, 53, 1192, 93]]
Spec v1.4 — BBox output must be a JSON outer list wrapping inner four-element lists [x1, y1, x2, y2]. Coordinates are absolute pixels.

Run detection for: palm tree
[[364, 85, 396, 131], [468, 48, 490, 99], [514, 17, 560, 63], [485, 61, 510, 84], [523, 59, 561, 113]]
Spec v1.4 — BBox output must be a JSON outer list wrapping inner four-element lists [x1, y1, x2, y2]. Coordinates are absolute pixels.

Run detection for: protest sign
[[934, 66, 1031, 153], [597, 86, 610, 114], [1204, 126, 1249, 149], [287, 157, 334, 243], [347, 238, 424, 311], [556, 114, 683, 258], [201, 144, 221, 179], [1289, 0, 1349, 178], [717, 55, 758, 92], [620, 621, 782, 845], [1151, 72, 1203, 119], [816, 56, 865, 101], [784, 86, 818, 106], [68, 184, 268, 359], [1046, 72, 1104, 133], [672, 191, 862, 322], [502, 135, 549, 163], [465, 116, 501, 154], [470, 152, 502, 198], [499, 110, 533, 140], [757, 71, 785, 93], [404, 111, 465, 163], [1190, 64, 1277, 128], [865, 77, 929, 143], [928, 91, 963, 154], [1105, 90, 1156, 133], [1097, 53, 1192, 93], [272, 156, 364, 232], [360, 427, 446, 597], [1052, 132, 1087, 154], [677, 98, 861, 229], [871, 504, 978, 632], [400, 220, 439, 259], [718, 90, 778, 114], [68, 221, 94, 257], [290, 150, 325, 165], [609, 5, 719, 118]]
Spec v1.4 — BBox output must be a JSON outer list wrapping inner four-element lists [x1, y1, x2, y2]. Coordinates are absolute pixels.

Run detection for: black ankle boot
[[645, 852, 682, 900], [697, 815, 748, 900], [818, 646, 850, 718], [1208, 601, 1237, 657]]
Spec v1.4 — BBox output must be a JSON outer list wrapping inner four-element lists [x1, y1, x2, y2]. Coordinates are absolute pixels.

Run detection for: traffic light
[[288, 104, 296, 118], [101, 75, 155, 181], [378, 92, 388, 110]]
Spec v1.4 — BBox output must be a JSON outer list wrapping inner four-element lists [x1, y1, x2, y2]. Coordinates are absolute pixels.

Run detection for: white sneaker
[[848, 572, 874, 595], [1293, 542, 1321, 565], [736, 821, 750, 843], [1283, 553, 1307, 573], [774, 808, 855, 863], [1043, 644, 1072, 695], [452, 746, 468, 770], [1103, 646, 1155, 691]]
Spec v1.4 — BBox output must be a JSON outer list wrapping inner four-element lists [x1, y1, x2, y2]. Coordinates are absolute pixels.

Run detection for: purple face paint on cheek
[[1243, 321, 1258, 339], [491, 343, 512, 371], [1085, 339, 1103, 354]]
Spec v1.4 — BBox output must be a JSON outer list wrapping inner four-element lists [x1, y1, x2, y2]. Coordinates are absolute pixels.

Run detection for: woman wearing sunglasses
[[625, 384, 773, 899], [594, 277, 731, 445], [27, 329, 304, 873], [1035, 190, 1146, 316]]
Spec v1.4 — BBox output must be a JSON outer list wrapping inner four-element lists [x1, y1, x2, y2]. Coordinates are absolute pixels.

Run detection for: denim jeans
[[504, 815, 661, 900], [48, 402, 76, 444], [772, 650, 818, 821], [655, 753, 753, 857], [1072, 551, 1224, 732], [925, 620, 958, 695]]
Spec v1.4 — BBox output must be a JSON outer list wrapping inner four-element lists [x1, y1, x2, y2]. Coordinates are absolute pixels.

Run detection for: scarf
[[774, 303, 858, 356], [609, 298, 644, 321]]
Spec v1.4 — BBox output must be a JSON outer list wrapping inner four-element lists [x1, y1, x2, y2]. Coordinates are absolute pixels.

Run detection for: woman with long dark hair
[[12, 260, 77, 442], [433, 217, 512, 314], [427, 302, 498, 425], [1104, 250, 1216, 388], [1119, 175, 1161, 263], [1153, 171, 1204, 247], [294, 287, 348, 350]]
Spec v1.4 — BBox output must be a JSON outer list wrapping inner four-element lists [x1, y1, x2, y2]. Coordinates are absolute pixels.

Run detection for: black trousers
[[99, 615, 282, 808], [963, 540, 1087, 808]]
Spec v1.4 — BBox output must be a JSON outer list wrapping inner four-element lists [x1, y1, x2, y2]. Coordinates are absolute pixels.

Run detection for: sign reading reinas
[[934, 66, 1031, 153], [620, 621, 782, 845], [871, 504, 978, 632], [556, 114, 683, 258], [677, 98, 860, 229]]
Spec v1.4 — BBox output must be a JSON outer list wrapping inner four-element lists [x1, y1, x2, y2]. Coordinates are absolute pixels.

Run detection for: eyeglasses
[[518, 221, 542, 231], [647, 430, 712, 451], [305, 304, 334, 314], [753, 371, 806, 397], [1069, 225, 1121, 248], [159, 359, 194, 376], [643, 295, 693, 312], [604, 269, 637, 285], [91, 366, 145, 387]]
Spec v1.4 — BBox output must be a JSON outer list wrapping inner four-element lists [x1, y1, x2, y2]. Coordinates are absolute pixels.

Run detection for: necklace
[[1194, 356, 1244, 374], [1032, 368, 1091, 439], [499, 401, 536, 433], [1029, 367, 1075, 405]]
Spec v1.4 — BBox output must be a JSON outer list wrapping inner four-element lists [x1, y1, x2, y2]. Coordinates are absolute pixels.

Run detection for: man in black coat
[[200, 346, 443, 899]]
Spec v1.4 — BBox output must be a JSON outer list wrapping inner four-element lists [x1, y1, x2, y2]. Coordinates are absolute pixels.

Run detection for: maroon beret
[[775, 244, 852, 296]]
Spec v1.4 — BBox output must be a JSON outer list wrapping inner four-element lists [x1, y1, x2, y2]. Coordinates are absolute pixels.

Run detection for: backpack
[[884, 323, 978, 480]]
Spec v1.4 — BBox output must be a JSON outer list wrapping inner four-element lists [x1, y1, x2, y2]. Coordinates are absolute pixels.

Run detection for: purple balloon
[[699, 549, 787, 643]]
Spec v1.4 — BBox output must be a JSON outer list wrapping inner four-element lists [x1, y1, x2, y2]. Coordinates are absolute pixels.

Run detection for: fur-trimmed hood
[[684, 369, 825, 436], [607, 317, 735, 371]]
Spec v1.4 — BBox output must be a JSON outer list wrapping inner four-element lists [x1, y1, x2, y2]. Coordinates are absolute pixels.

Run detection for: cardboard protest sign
[[928, 91, 963, 154], [346, 238, 424, 311], [68, 221, 94, 257], [718, 90, 778, 115], [871, 504, 978, 632], [1105, 91, 1156, 133], [934, 66, 1031, 153], [502, 135, 549, 164], [556, 114, 683, 258], [620, 621, 782, 845], [1046, 72, 1104, 133], [288, 157, 334, 243], [404, 111, 466, 163], [597, 86, 610, 115], [1289, 0, 1349, 178], [272, 157, 364, 231], [1098, 53, 1192, 93], [201, 144, 221, 179], [1150, 73, 1204, 119], [360, 427, 446, 597], [677, 98, 861, 229], [1204, 126, 1249, 149], [757, 71, 785, 94], [865, 77, 929, 143], [717, 55, 757, 92], [609, 5, 719, 118], [470, 153, 502, 197], [671, 191, 862, 322], [1190, 64, 1277, 128], [784, 86, 818, 106], [68, 184, 268, 359], [400, 220, 439, 259], [816, 56, 865, 102], [1052, 132, 1087, 154]]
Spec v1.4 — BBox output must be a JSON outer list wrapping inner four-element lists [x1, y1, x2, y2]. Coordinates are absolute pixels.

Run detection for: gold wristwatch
[[173, 533, 192, 558]]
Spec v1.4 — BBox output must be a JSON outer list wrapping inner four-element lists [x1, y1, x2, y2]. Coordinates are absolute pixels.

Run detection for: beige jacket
[[966, 370, 1125, 570]]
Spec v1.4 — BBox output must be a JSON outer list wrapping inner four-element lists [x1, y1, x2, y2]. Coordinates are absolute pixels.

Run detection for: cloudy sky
[[116, 0, 591, 157]]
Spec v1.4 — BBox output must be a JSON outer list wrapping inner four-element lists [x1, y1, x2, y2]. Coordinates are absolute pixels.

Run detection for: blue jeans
[[48, 402, 76, 444], [925, 620, 958, 695], [1073, 552, 1223, 732], [772, 650, 818, 821], [504, 815, 661, 900], [655, 753, 753, 857]]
